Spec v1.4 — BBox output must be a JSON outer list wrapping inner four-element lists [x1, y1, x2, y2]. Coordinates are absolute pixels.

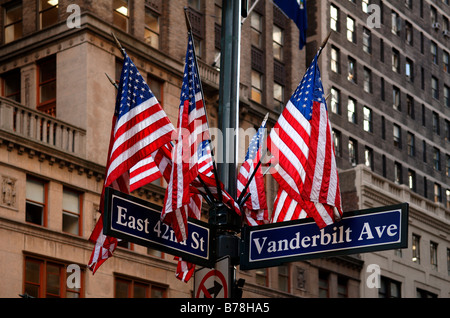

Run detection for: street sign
[[240, 203, 409, 270], [194, 257, 230, 298], [103, 187, 215, 267]]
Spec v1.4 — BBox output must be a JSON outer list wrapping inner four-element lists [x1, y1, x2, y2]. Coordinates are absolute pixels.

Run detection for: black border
[[103, 187, 216, 268], [240, 203, 409, 270]]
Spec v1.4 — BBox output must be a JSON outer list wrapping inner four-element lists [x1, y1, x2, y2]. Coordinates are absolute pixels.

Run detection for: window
[[346, 16, 356, 43], [379, 277, 401, 298], [255, 268, 267, 286], [347, 97, 356, 123], [363, 106, 372, 132], [362, 0, 369, 13], [330, 4, 339, 32], [391, 10, 400, 35], [430, 242, 438, 270], [405, 21, 413, 45], [448, 248, 450, 276], [405, 58, 413, 81], [422, 140, 427, 162], [444, 51, 449, 73], [331, 46, 340, 73], [445, 85, 450, 108], [347, 56, 356, 83], [362, 27, 371, 53], [145, 8, 160, 49], [251, 12, 263, 49], [447, 155, 450, 176], [330, 87, 340, 114], [431, 76, 439, 100], [363, 67, 372, 93], [412, 234, 420, 263], [417, 288, 437, 298], [62, 188, 82, 236], [273, 25, 283, 61], [393, 124, 401, 148], [348, 138, 357, 166], [115, 276, 166, 298], [113, 0, 129, 32], [4, 2, 22, 44], [37, 56, 56, 116], [434, 183, 442, 203], [332, 129, 341, 157], [433, 147, 441, 171], [26, 177, 47, 226], [394, 162, 402, 184], [392, 49, 400, 73], [406, 95, 414, 118], [337, 276, 348, 298], [39, 0, 58, 29], [431, 42, 438, 64], [408, 169, 416, 192], [24, 256, 83, 298], [407, 132, 415, 156], [432, 112, 440, 135], [278, 265, 289, 292], [393, 86, 400, 110], [251, 70, 263, 103], [274, 82, 284, 111], [318, 271, 329, 298], [1, 69, 20, 102], [364, 147, 373, 170]]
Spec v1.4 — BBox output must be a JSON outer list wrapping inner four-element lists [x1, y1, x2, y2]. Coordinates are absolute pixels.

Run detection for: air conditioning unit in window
[[443, 30, 449, 37], [432, 22, 441, 30]]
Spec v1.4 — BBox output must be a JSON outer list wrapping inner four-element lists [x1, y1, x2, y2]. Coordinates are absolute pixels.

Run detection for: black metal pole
[[216, 0, 242, 298]]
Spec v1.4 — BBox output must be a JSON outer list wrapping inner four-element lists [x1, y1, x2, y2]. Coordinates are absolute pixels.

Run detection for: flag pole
[[317, 31, 331, 57], [184, 7, 224, 204]]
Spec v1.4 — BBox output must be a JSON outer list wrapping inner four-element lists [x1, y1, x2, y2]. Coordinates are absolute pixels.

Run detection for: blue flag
[[274, 0, 307, 49]]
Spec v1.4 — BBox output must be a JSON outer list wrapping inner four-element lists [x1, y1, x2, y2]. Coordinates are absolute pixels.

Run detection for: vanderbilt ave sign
[[239, 203, 409, 270]]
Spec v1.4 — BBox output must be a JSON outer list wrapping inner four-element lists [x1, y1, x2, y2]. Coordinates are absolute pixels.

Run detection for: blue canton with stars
[[289, 54, 326, 121], [115, 52, 155, 119], [245, 120, 267, 161], [180, 33, 202, 113]]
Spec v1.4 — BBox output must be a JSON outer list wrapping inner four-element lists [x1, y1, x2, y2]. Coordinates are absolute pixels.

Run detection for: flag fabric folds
[[273, 0, 308, 50], [88, 52, 175, 274], [268, 52, 342, 229], [162, 32, 210, 243], [237, 115, 269, 226]]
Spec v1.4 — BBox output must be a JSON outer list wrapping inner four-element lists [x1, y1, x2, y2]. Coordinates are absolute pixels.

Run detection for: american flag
[[268, 52, 342, 228], [88, 52, 175, 273], [104, 52, 175, 188], [197, 140, 214, 178], [237, 114, 269, 226], [162, 32, 210, 242]]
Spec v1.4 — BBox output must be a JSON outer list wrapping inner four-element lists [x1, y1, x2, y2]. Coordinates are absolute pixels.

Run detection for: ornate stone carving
[[1, 176, 17, 209]]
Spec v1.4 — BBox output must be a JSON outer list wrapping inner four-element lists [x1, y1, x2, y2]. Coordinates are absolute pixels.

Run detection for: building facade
[[0, 0, 363, 298], [308, 0, 450, 297]]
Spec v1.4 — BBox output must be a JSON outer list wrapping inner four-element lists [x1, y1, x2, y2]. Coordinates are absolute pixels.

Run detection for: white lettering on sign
[[357, 222, 398, 241], [252, 225, 353, 254], [115, 205, 205, 252]]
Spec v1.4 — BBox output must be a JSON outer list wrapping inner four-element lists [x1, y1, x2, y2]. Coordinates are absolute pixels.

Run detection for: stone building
[[308, 0, 450, 297], [0, 0, 366, 298]]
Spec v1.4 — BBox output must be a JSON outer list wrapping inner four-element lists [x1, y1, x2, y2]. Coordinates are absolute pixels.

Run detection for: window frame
[[23, 255, 84, 298]]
